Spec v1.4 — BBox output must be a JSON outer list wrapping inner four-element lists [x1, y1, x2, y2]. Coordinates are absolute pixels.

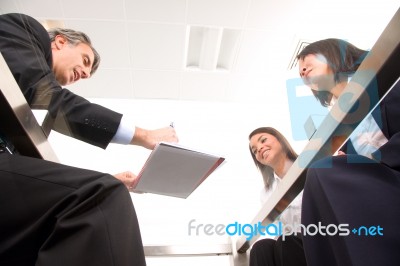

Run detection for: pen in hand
[[168, 122, 179, 143]]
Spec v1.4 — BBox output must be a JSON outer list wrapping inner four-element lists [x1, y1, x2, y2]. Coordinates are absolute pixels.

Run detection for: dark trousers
[[302, 155, 400, 266], [249, 235, 307, 266], [0, 154, 146, 266]]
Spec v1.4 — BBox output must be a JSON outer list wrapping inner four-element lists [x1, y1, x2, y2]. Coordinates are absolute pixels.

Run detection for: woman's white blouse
[[260, 173, 303, 232], [350, 114, 388, 158]]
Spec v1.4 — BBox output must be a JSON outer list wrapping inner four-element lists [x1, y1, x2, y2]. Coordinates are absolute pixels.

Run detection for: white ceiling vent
[[185, 26, 240, 72], [287, 39, 312, 70]]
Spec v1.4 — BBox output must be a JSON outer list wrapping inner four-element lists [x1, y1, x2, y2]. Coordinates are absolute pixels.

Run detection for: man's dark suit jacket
[[0, 13, 123, 149]]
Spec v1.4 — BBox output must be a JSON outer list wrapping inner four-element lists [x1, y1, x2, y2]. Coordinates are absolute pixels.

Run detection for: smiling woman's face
[[298, 53, 335, 92], [249, 132, 283, 169]]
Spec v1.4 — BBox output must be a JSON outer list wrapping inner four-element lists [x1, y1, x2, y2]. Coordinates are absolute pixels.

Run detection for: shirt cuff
[[111, 115, 135, 144]]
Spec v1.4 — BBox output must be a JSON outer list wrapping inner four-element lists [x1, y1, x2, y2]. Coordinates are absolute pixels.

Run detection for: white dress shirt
[[111, 115, 136, 144], [350, 113, 388, 158], [335, 76, 388, 157]]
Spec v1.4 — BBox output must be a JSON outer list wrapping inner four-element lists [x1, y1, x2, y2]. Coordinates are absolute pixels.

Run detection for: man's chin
[[60, 79, 72, 86], [55, 77, 67, 86]]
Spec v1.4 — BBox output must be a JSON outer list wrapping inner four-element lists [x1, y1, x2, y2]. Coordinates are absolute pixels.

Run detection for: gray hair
[[48, 28, 100, 75]]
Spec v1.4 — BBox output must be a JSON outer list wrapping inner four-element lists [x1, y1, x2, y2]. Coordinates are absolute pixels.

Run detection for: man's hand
[[130, 126, 178, 150], [113, 171, 139, 191]]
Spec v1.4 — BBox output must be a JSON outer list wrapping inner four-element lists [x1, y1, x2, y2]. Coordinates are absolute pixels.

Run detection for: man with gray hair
[[0, 12, 177, 266]]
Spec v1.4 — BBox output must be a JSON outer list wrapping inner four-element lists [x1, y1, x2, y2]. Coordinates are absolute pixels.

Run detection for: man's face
[[51, 35, 95, 86]]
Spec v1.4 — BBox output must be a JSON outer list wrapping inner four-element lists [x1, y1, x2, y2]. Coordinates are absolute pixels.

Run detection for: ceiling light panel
[[185, 25, 240, 72]]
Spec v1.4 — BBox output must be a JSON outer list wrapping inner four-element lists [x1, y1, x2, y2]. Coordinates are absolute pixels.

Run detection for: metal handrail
[[0, 52, 59, 162]]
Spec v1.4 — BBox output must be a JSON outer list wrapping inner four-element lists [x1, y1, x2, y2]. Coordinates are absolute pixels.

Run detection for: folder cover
[[132, 142, 225, 198]]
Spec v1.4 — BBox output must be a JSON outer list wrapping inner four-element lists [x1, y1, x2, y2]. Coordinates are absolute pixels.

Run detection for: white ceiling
[[1, 0, 399, 103]]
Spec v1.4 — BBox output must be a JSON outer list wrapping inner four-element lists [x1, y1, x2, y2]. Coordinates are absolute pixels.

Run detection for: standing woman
[[297, 38, 400, 266], [248, 127, 307, 266]]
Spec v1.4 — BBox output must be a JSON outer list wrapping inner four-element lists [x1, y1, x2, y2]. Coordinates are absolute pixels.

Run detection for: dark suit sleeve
[[0, 13, 122, 149], [48, 88, 123, 149], [371, 80, 400, 171]]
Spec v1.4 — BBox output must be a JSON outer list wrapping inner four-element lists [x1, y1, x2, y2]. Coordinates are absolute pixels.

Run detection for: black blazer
[[0, 13, 122, 149], [343, 80, 400, 171], [372, 80, 400, 171]]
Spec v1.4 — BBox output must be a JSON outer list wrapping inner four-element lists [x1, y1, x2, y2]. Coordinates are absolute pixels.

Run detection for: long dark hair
[[297, 38, 368, 107], [249, 127, 298, 190]]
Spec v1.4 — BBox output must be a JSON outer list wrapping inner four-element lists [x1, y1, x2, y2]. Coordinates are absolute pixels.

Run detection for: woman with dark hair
[[297, 38, 400, 265], [297, 38, 368, 107], [248, 127, 307, 266]]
